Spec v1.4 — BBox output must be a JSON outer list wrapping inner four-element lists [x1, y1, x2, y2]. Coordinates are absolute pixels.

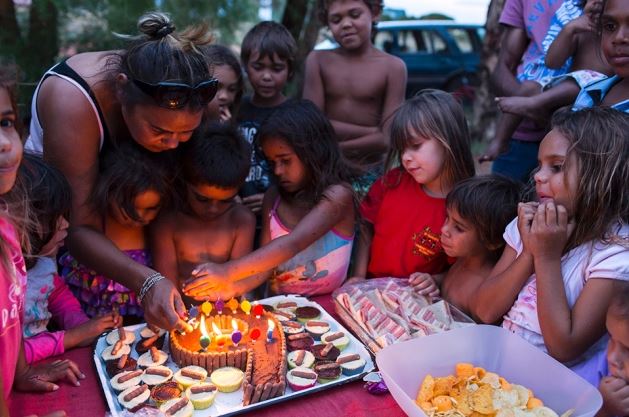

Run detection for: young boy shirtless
[[409, 175, 521, 320], [150, 123, 255, 299], [303, 0, 407, 185]]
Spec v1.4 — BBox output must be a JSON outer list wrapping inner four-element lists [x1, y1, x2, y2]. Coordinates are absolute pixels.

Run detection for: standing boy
[[304, 0, 407, 188], [237, 21, 296, 220]]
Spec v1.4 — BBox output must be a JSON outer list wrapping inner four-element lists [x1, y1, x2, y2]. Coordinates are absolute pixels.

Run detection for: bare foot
[[478, 138, 509, 163], [497, 96, 548, 123]]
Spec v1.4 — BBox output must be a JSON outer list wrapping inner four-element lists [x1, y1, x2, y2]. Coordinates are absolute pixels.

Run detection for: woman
[[26, 12, 216, 331]]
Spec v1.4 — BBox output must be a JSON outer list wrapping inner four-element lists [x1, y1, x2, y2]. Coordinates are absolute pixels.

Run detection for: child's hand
[[517, 202, 539, 253], [184, 263, 229, 300], [409, 272, 440, 298], [66, 315, 117, 349], [599, 376, 629, 417], [242, 193, 264, 214], [567, 13, 597, 34], [218, 105, 232, 123], [14, 359, 85, 392], [529, 201, 569, 260]]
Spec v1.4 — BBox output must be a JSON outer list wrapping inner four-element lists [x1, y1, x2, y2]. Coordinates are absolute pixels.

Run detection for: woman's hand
[[528, 201, 569, 261], [183, 262, 231, 301], [242, 193, 264, 214], [517, 202, 539, 254], [409, 272, 440, 298], [142, 278, 189, 332], [14, 359, 84, 392]]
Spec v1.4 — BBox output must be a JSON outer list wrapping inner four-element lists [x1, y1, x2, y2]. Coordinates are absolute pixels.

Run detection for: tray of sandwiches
[[94, 294, 375, 417], [333, 278, 475, 354]]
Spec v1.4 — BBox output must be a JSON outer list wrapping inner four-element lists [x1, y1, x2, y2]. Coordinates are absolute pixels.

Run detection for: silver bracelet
[[137, 272, 166, 305]]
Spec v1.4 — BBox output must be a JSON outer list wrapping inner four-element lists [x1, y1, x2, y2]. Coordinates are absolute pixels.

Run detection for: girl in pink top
[[8, 155, 117, 363], [0, 66, 83, 414]]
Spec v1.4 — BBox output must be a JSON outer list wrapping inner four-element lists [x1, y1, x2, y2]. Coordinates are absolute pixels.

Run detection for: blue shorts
[[491, 139, 540, 184]]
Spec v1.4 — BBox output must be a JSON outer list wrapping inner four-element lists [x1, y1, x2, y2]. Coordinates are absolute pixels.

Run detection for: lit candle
[[240, 299, 252, 315], [266, 319, 275, 343], [227, 298, 239, 314], [250, 328, 261, 344], [252, 304, 264, 319], [215, 298, 224, 315], [199, 315, 211, 351], [231, 319, 242, 347], [201, 301, 212, 316]]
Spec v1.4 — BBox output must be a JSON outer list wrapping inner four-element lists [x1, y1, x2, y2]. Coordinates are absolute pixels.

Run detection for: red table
[[9, 295, 406, 417]]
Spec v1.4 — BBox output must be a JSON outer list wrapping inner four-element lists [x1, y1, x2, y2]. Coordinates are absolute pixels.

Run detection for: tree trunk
[[281, 0, 321, 98], [23, 0, 58, 82], [471, 0, 505, 144], [0, 0, 22, 59]]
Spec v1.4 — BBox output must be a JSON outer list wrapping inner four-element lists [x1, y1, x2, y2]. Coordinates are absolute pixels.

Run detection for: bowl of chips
[[376, 325, 602, 417]]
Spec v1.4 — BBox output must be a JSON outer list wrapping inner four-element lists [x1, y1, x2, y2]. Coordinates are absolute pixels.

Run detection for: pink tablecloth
[[9, 295, 405, 417]]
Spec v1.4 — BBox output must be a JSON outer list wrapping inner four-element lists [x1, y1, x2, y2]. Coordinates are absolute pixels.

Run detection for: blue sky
[[384, 0, 491, 24]]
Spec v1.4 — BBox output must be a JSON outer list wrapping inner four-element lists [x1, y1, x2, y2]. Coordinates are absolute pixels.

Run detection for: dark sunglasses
[[132, 78, 218, 109]]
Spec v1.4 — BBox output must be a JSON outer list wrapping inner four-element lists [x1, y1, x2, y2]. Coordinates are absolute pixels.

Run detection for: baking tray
[[94, 294, 375, 416]]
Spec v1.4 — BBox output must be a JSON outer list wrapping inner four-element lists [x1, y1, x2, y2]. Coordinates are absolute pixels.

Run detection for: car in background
[[374, 20, 484, 100]]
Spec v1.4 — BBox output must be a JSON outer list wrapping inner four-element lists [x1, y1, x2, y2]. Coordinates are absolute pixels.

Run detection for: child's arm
[[349, 222, 373, 280], [470, 203, 538, 323], [149, 212, 180, 287], [530, 202, 616, 362], [228, 207, 256, 261], [491, 26, 529, 97], [545, 15, 593, 69], [48, 274, 89, 330], [14, 342, 83, 392], [185, 184, 354, 297]]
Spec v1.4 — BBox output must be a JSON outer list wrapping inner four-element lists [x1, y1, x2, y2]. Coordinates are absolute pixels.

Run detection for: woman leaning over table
[[25, 11, 218, 332]]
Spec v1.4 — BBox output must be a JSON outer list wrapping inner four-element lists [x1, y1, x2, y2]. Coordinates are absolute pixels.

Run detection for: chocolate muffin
[[286, 333, 314, 352], [295, 306, 321, 323], [135, 333, 166, 355], [311, 343, 340, 362], [314, 361, 341, 383], [150, 381, 182, 406], [105, 355, 137, 377]]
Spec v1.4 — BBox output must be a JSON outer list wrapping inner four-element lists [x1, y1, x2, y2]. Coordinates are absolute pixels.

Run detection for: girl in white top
[[472, 107, 629, 386]]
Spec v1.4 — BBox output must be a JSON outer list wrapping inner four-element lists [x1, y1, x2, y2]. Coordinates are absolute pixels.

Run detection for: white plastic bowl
[[376, 325, 602, 417]]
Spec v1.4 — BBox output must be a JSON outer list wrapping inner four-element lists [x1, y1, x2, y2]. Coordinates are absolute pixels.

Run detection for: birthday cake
[[169, 303, 287, 405]]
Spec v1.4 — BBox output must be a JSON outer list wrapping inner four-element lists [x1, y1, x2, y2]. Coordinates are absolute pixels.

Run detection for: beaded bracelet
[[137, 271, 166, 305]]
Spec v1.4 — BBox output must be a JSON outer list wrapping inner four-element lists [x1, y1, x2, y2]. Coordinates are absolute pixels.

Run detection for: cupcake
[[311, 343, 340, 362], [137, 346, 168, 368], [287, 349, 315, 369], [210, 366, 244, 393], [102, 343, 131, 361], [111, 369, 143, 392], [287, 367, 318, 391], [295, 306, 321, 323], [287, 332, 314, 351], [150, 381, 182, 407], [142, 365, 173, 386], [106, 354, 137, 377], [261, 304, 275, 312], [273, 309, 296, 322], [337, 353, 366, 376], [282, 321, 304, 335], [173, 366, 208, 389], [106, 327, 136, 345], [321, 331, 350, 351], [117, 384, 150, 411], [135, 332, 166, 355], [314, 361, 341, 384], [159, 397, 194, 417], [185, 383, 218, 410], [305, 320, 330, 340]]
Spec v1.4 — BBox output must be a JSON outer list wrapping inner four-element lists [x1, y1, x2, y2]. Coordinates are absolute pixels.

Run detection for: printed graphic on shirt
[[1, 280, 23, 336], [412, 226, 442, 260], [238, 123, 271, 196]]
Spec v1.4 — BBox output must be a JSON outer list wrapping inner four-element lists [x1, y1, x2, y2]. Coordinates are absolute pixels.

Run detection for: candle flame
[[232, 319, 238, 331], [212, 321, 222, 335], [200, 314, 209, 338], [267, 319, 275, 332]]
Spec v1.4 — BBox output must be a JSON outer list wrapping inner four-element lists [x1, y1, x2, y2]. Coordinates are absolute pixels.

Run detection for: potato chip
[[480, 372, 501, 389], [510, 384, 530, 407], [474, 367, 486, 380], [452, 390, 473, 416], [530, 406, 559, 417], [417, 374, 435, 404], [434, 376, 457, 397], [499, 377, 511, 391], [456, 363, 475, 379], [434, 395, 455, 411], [527, 398, 544, 409], [493, 388, 520, 410], [471, 384, 495, 414]]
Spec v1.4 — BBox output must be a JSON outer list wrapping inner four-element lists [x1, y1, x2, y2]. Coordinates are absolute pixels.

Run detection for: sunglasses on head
[[132, 78, 218, 109]]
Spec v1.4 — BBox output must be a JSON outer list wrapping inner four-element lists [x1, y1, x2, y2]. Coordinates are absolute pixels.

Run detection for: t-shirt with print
[[500, 0, 565, 142], [360, 168, 449, 278], [237, 96, 288, 199], [0, 216, 27, 401], [501, 218, 629, 386]]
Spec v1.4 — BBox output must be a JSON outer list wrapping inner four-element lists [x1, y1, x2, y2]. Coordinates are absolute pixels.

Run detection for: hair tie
[[156, 25, 175, 38]]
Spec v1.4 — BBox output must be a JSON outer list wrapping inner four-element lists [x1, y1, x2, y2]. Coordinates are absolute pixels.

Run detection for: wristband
[[138, 272, 166, 305]]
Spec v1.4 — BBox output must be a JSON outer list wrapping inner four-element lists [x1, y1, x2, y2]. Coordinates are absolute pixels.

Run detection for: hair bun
[[137, 12, 176, 39]]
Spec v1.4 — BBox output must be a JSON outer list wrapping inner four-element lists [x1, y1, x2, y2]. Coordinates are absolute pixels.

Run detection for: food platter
[[94, 295, 375, 417]]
